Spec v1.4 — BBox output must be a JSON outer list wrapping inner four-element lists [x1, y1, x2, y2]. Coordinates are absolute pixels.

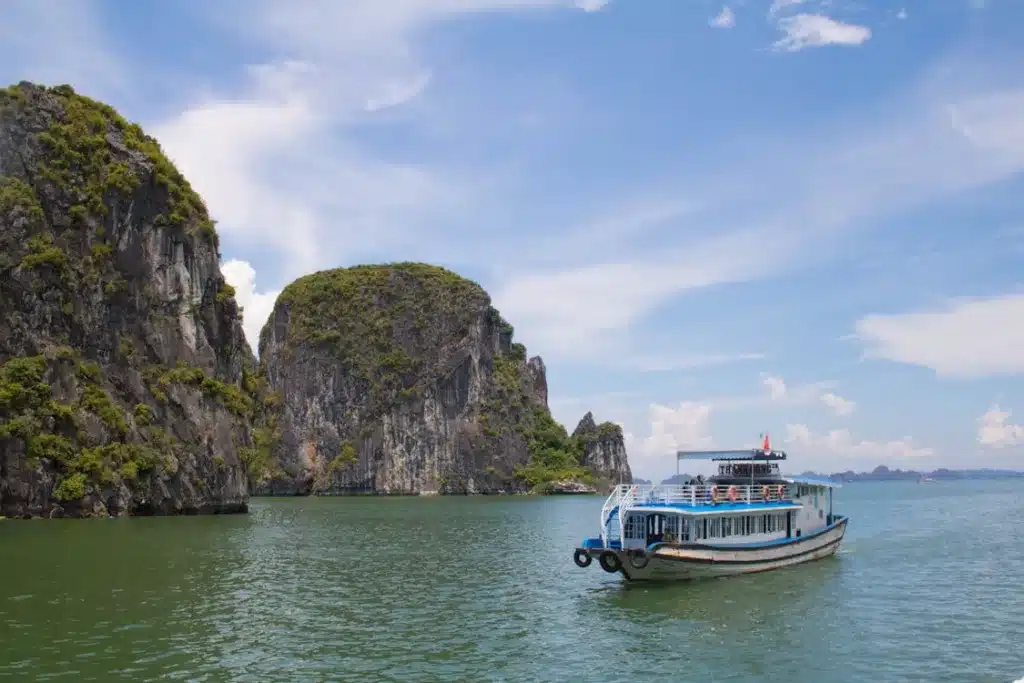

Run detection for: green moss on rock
[[155, 362, 253, 417], [0, 353, 168, 502], [1, 82, 218, 247], [271, 262, 490, 407]]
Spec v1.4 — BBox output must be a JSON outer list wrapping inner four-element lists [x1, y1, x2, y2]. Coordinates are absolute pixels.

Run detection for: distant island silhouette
[[634, 465, 1024, 487]]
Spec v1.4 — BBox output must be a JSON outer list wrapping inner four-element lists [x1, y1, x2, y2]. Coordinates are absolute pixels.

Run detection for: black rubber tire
[[627, 550, 650, 569], [573, 549, 592, 568], [598, 550, 621, 574]]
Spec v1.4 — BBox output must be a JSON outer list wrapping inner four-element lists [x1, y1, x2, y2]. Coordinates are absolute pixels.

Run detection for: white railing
[[600, 484, 638, 546], [601, 483, 792, 537], [599, 483, 796, 547]]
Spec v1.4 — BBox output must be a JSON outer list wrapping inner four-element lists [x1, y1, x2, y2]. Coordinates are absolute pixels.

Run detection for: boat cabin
[[599, 446, 839, 550]]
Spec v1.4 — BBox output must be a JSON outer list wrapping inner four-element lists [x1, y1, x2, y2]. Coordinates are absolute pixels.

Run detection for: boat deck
[[627, 500, 801, 515]]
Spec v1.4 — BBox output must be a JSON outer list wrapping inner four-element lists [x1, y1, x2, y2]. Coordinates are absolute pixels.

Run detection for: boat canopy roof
[[677, 448, 787, 462], [783, 475, 842, 488]]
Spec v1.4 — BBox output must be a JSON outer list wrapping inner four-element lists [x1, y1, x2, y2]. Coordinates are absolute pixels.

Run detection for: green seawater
[[1, 480, 1022, 682]]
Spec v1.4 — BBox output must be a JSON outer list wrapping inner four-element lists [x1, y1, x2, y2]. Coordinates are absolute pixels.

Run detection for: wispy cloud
[[492, 228, 799, 362], [769, 0, 808, 17], [773, 13, 872, 52], [760, 373, 845, 411], [820, 392, 856, 417], [493, 57, 1024, 366], [854, 293, 1024, 377], [784, 424, 934, 461], [710, 6, 736, 29], [628, 353, 765, 373]]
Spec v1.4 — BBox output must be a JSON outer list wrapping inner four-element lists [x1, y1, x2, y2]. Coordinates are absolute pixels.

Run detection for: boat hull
[[579, 516, 848, 582]]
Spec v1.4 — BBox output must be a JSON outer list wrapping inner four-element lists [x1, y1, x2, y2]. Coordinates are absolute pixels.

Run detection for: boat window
[[665, 515, 681, 541], [624, 514, 644, 540], [709, 518, 722, 538]]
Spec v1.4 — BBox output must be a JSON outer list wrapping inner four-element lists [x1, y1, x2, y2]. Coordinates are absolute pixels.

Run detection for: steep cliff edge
[[255, 263, 595, 495], [0, 82, 258, 518], [572, 412, 633, 489]]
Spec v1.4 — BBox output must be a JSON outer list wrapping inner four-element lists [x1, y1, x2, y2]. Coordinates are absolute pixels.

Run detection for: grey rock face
[[572, 411, 633, 490], [0, 82, 254, 518], [255, 264, 551, 495]]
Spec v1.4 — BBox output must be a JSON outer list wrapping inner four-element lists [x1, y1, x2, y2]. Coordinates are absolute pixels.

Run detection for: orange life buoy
[[727, 485, 739, 502], [710, 486, 720, 502], [761, 485, 770, 500], [776, 485, 785, 499]]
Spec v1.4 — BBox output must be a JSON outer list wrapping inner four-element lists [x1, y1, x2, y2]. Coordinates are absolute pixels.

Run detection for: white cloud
[[364, 71, 433, 112], [149, 0, 607, 288], [854, 293, 1024, 377], [624, 402, 714, 460], [773, 14, 872, 52], [152, 61, 472, 278], [710, 6, 736, 29], [897, 8, 908, 20], [784, 424, 934, 460], [948, 91, 1024, 161], [769, 0, 807, 16], [493, 65, 1024, 364], [759, 373, 841, 408], [977, 405, 1024, 448], [493, 227, 799, 360], [762, 373, 788, 400], [820, 392, 856, 417], [220, 259, 281, 353], [574, 0, 610, 11], [760, 374, 854, 416]]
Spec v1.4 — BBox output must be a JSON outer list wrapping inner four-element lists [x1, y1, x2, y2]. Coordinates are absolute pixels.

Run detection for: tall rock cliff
[[256, 263, 590, 495], [0, 82, 258, 518], [572, 412, 633, 489]]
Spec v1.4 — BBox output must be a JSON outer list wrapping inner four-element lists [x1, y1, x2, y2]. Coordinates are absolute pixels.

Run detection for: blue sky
[[2, 0, 1023, 482]]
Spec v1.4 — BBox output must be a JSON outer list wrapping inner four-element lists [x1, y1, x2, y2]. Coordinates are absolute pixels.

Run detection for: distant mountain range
[[794, 465, 1024, 482], [632, 466, 1024, 487]]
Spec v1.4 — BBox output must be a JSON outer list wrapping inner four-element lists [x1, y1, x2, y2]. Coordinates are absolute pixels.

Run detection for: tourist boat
[[572, 436, 848, 581]]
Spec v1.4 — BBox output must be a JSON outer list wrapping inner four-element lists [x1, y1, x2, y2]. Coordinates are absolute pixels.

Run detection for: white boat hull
[[580, 516, 848, 582]]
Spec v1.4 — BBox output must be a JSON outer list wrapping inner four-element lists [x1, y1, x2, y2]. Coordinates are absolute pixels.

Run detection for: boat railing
[[604, 483, 791, 512]]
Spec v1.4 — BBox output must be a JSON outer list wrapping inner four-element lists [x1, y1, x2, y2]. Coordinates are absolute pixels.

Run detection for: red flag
[[762, 433, 771, 451]]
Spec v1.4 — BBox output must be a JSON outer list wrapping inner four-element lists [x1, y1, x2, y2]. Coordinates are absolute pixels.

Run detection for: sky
[[1, 0, 1023, 483]]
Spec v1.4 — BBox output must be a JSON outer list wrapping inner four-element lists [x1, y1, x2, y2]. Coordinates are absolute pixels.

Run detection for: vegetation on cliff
[[0, 81, 253, 517], [266, 263, 490, 412]]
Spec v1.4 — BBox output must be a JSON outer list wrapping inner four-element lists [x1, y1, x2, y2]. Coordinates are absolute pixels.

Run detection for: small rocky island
[[253, 264, 631, 496], [0, 81, 633, 518]]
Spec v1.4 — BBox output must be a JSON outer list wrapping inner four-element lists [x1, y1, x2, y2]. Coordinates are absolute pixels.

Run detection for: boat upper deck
[[605, 483, 795, 513]]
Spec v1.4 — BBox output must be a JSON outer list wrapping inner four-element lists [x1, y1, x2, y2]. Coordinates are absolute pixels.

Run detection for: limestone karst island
[[0, 81, 632, 519]]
